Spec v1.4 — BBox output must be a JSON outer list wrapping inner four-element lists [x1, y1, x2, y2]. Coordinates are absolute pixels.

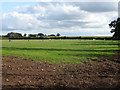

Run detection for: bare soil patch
[[2, 52, 120, 89]]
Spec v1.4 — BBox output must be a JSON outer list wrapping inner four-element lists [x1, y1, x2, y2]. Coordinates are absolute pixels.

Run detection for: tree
[[37, 33, 44, 37], [7, 32, 22, 38], [23, 33, 27, 37], [28, 34, 37, 37], [56, 33, 60, 36], [109, 18, 120, 40]]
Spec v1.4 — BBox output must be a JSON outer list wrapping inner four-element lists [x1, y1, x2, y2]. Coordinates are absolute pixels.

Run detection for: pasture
[[2, 40, 120, 64]]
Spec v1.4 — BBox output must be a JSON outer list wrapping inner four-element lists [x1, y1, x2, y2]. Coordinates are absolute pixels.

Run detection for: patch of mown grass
[[2, 40, 119, 64]]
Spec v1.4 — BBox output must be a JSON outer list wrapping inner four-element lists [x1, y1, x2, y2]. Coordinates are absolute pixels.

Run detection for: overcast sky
[[1, 1, 118, 36]]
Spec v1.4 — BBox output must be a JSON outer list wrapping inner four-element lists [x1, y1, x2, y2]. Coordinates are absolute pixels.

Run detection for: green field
[[2, 40, 120, 64]]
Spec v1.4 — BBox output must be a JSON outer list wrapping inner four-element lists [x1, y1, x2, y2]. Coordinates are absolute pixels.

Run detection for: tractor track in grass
[[2, 52, 120, 89]]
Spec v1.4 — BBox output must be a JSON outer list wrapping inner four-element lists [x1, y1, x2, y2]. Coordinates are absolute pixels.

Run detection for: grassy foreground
[[2, 40, 119, 64]]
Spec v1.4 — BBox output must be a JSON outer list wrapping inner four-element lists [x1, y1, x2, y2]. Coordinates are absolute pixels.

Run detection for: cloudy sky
[[1, 1, 118, 36]]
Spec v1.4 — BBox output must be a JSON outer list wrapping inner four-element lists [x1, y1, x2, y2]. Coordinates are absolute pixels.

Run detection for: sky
[[0, 1, 119, 36]]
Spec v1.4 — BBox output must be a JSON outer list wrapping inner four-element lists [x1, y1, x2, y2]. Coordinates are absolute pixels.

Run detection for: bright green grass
[[2, 40, 120, 64]]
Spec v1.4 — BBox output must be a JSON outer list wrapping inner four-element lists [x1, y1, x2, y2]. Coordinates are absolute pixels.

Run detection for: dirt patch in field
[[2, 52, 120, 89]]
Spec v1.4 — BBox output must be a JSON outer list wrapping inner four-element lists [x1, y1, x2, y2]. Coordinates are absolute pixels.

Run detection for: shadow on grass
[[2, 47, 120, 52], [72, 43, 120, 45]]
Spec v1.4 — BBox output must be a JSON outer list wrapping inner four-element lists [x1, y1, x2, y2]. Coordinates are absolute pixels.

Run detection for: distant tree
[[23, 33, 27, 37], [7, 32, 22, 38], [37, 33, 44, 37], [109, 18, 120, 40], [56, 33, 60, 36], [28, 34, 37, 37]]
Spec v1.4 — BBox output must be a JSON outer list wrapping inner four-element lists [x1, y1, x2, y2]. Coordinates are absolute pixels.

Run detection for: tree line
[[2, 32, 60, 38]]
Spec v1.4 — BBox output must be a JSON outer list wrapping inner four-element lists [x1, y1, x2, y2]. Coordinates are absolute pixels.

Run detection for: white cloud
[[2, 2, 118, 36], [2, 12, 48, 30]]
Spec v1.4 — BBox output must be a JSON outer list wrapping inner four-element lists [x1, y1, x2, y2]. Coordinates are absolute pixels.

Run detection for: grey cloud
[[41, 20, 101, 29], [71, 2, 117, 12], [48, 21, 88, 28], [39, 2, 118, 12]]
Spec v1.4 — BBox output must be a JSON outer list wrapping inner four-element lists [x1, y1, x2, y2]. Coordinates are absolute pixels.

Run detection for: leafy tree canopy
[[109, 18, 120, 40]]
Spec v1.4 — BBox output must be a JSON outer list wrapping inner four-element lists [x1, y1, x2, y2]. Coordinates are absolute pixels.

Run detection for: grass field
[[2, 40, 120, 64]]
